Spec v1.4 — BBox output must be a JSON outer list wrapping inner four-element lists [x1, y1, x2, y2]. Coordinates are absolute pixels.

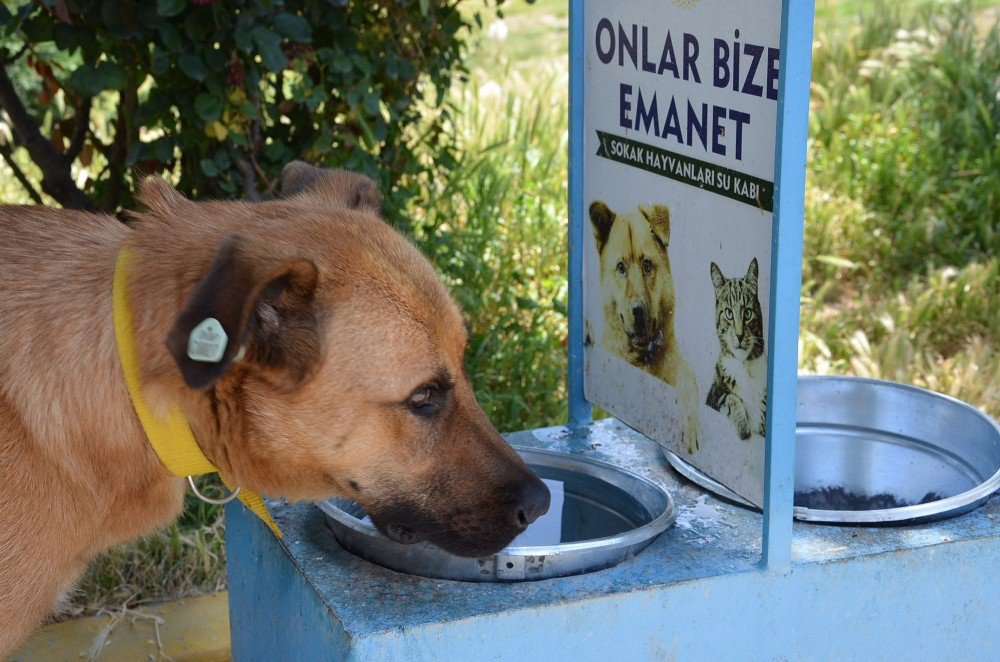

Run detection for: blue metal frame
[[761, 0, 816, 569], [566, 0, 591, 430]]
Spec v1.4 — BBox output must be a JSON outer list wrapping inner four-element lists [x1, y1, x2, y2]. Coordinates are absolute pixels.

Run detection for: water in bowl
[[508, 463, 651, 547]]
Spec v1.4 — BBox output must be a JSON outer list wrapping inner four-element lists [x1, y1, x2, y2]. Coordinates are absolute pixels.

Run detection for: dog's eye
[[616, 261, 626, 275], [642, 258, 653, 274], [407, 385, 442, 417], [725, 308, 734, 321]]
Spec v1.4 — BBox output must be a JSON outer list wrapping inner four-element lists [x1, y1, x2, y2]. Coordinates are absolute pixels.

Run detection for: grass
[[409, 71, 570, 430], [800, 1, 999, 414], [1, 0, 996, 619]]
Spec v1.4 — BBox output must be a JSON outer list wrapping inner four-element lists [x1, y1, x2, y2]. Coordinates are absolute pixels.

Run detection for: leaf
[[68, 62, 126, 96], [204, 121, 228, 141], [151, 46, 170, 74], [815, 255, 862, 270], [178, 54, 208, 81], [252, 26, 287, 72], [199, 158, 219, 177], [157, 0, 186, 18], [20, 15, 54, 42], [418, 0, 429, 16], [273, 12, 312, 43], [158, 24, 183, 52], [194, 93, 224, 122], [53, 23, 80, 52], [332, 49, 352, 73], [152, 137, 175, 163], [52, 0, 71, 24]]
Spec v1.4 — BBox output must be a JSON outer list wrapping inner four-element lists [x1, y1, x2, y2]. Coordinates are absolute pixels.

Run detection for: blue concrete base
[[227, 419, 1000, 661]]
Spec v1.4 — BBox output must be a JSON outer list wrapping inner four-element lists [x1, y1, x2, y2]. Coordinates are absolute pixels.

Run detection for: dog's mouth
[[627, 328, 663, 354], [368, 507, 522, 558]]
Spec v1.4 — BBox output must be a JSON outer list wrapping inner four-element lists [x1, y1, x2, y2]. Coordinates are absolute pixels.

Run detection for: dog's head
[[134, 163, 549, 557], [590, 200, 675, 365]]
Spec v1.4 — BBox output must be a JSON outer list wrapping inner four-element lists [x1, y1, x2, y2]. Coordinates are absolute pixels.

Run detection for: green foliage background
[[0, 0, 494, 215]]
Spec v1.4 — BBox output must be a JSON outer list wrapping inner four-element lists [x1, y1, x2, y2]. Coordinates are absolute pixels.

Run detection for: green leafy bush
[[0, 0, 493, 215]]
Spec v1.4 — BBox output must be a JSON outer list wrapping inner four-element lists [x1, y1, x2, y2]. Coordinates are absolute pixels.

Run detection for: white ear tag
[[187, 318, 229, 363]]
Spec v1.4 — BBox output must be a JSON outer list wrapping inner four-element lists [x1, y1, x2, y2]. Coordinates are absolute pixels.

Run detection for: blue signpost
[[761, 0, 816, 570], [226, 1, 1000, 659]]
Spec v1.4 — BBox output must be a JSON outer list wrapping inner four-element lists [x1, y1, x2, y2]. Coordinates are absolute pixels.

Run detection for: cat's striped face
[[710, 258, 764, 361]]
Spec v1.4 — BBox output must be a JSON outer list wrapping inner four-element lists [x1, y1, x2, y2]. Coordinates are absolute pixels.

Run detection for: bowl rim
[[667, 374, 1000, 524], [794, 375, 1000, 523], [318, 446, 677, 558]]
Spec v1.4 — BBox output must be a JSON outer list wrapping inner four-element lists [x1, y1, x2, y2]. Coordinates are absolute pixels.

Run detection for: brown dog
[[0, 163, 549, 654]]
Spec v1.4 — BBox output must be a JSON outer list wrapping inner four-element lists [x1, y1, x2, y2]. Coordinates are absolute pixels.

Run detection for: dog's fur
[[0, 164, 548, 654], [589, 200, 700, 452]]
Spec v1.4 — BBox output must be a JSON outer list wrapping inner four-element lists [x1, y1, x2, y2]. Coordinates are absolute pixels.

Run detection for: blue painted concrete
[[762, 0, 816, 569], [227, 500, 351, 660], [228, 419, 1000, 660]]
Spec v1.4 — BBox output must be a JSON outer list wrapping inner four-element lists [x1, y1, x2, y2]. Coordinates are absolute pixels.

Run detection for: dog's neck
[[122, 216, 271, 492]]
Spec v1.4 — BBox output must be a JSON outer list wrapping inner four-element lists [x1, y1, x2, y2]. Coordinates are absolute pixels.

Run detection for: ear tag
[[187, 318, 228, 363]]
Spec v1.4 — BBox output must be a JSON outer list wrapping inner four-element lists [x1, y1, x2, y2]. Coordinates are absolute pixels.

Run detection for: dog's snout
[[506, 474, 551, 531], [632, 304, 647, 333]]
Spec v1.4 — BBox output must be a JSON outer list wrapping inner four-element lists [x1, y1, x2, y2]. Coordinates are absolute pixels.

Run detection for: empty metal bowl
[[317, 447, 676, 581], [666, 375, 1000, 524]]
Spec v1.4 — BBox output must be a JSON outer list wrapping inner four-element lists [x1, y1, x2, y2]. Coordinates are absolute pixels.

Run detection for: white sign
[[583, 0, 782, 506]]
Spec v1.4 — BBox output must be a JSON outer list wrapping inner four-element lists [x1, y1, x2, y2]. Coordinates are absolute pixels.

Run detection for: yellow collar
[[113, 249, 282, 537]]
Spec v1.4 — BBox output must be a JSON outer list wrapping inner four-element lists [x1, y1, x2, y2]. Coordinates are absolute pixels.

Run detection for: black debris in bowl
[[793, 487, 944, 511]]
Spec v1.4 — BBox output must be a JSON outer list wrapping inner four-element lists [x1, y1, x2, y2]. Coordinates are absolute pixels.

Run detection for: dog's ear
[[640, 204, 670, 249], [746, 257, 759, 283], [710, 262, 725, 289], [589, 201, 615, 252], [166, 235, 321, 391], [281, 161, 381, 215]]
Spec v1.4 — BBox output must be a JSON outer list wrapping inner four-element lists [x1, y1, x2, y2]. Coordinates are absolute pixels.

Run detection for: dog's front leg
[[675, 360, 701, 454], [0, 554, 88, 657]]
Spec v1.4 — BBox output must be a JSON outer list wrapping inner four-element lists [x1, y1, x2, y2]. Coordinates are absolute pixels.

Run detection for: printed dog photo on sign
[[706, 258, 767, 440], [588, 200, 700, 452]]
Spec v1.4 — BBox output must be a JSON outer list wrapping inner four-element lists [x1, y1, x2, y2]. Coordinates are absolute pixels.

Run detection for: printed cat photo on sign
[[706, 258, 767, 440], [589, 200, 701, 452]]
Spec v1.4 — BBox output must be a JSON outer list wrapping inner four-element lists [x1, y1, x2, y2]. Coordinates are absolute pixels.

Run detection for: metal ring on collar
[[187, 475, 241, 505]]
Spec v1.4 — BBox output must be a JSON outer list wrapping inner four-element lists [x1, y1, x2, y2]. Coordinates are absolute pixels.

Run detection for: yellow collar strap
[[113, 249, 282, 537]]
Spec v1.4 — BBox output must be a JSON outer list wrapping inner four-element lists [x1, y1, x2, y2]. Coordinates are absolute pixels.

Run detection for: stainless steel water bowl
[[317, 447, 676, 581], [666, 375, 1000, 524]]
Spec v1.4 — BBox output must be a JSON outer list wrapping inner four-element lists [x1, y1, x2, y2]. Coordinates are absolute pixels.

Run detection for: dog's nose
[[632, 304, 647, 333], [506, 475, 551, 531]]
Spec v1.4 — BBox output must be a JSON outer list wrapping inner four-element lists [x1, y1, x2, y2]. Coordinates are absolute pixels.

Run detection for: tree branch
[[0, 45, 29, 66], [235, 158, 261, 202], [66, 95, 92, 161], [0, 64, 95, 210], [0, 140, 43, 204], [102, 67, 138, 212]]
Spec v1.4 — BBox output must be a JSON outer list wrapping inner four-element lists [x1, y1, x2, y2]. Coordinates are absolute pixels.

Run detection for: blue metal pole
[[567, 0, 592, 429], [762, 0, 816, 570]]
